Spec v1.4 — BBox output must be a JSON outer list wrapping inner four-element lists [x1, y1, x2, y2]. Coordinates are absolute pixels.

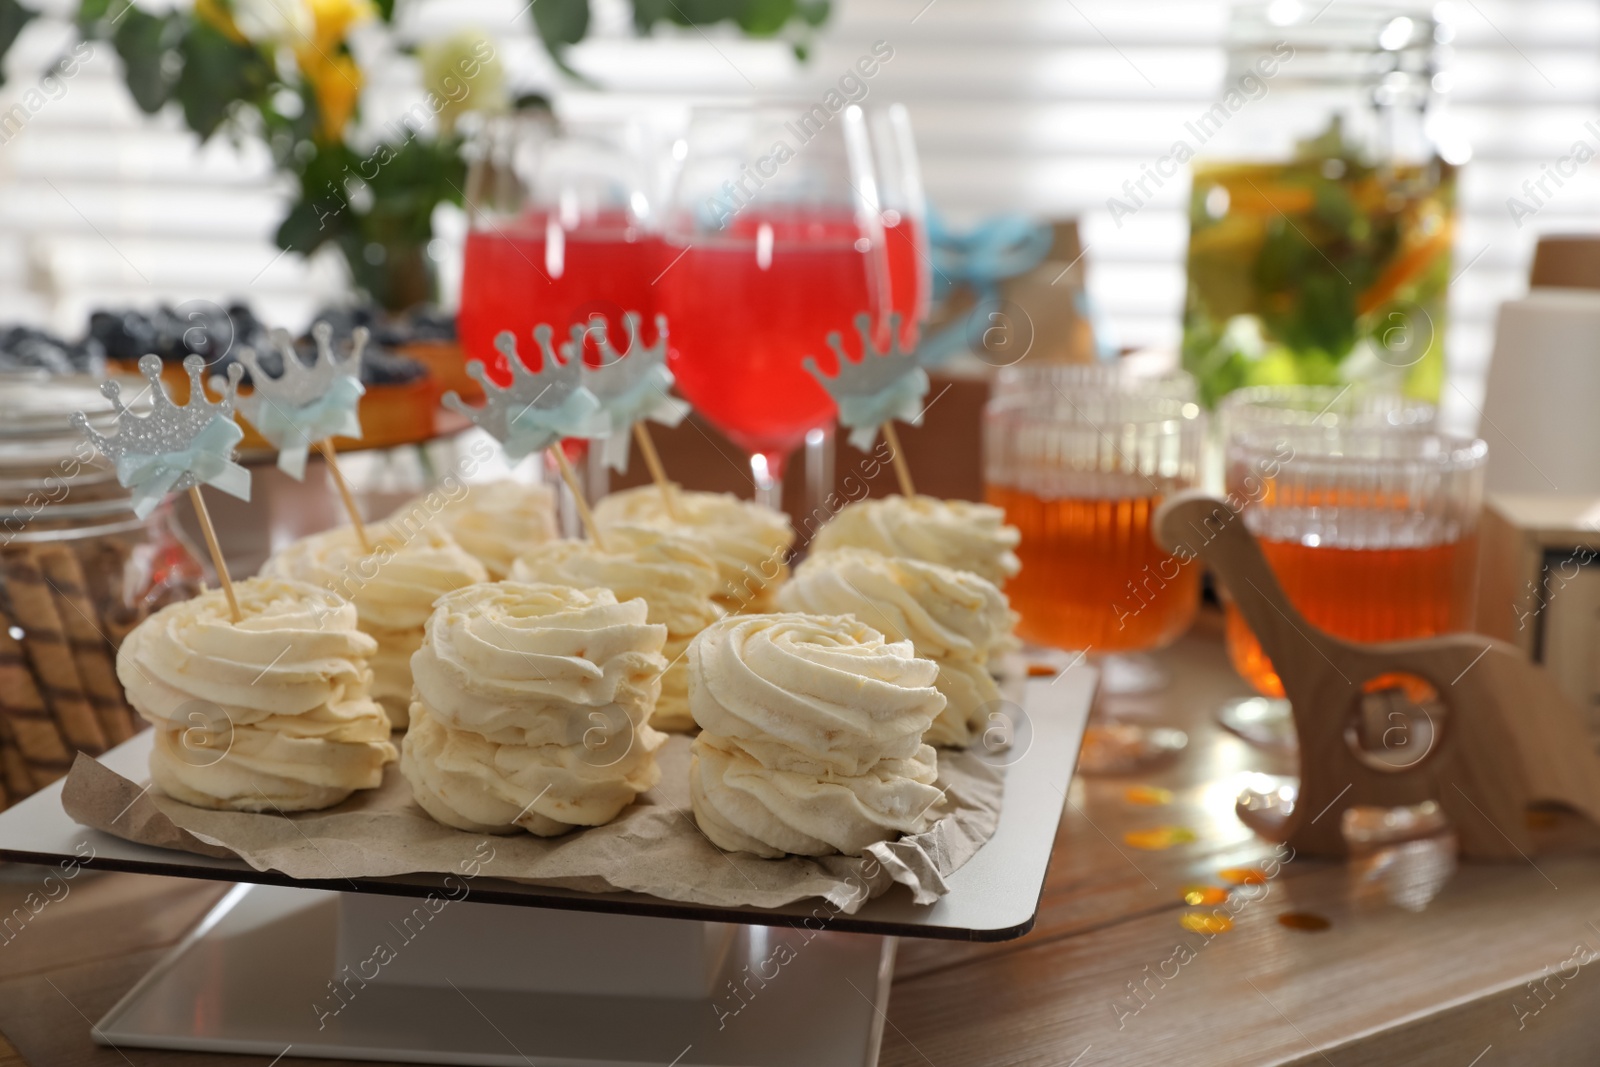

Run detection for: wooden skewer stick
[[549, 445, 608, 550], [632, 422, 681, 521], [316, 438, 371, 553], [880, 421, 916, 498], [187, 485, 240, 622]]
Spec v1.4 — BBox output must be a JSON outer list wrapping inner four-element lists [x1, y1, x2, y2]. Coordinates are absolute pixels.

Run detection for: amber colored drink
[[987, 485, 1200, 654], [1226, 536, 1477, 697]]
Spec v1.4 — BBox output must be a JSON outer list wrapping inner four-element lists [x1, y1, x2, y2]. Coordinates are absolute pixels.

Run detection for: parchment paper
[[61, 734, 1005, 913]]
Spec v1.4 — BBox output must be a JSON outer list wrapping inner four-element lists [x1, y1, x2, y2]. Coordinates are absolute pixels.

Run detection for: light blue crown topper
[[226, 322, 367, 481], [443, 325, 608, 462], [572, 312, 689, 473], [73, 354, 250, 520], [804, 312, 931, 451]]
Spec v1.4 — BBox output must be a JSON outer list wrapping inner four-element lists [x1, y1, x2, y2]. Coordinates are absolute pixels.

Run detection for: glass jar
[[1181, 2, 1463, 407], [0, 374, 204, 805]]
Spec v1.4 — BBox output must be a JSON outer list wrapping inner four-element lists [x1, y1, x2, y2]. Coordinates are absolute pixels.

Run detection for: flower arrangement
[[0, 0, 831, 311]]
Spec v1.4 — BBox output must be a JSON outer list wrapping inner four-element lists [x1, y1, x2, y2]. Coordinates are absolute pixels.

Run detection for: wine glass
[[657, 102, 889, 510], [1213, 385, 1437, 749], [867, 103, 931, 349], [459, 112, 663, 500], [984, 371, 1206, 773]]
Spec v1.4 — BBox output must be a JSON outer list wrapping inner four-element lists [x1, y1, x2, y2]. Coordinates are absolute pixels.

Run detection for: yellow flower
[[300, 48, 362, 142], [290, 0, 372, 142], [193, 0, 250, 44]]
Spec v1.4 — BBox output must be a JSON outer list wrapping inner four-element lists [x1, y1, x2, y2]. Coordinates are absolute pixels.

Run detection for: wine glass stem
[[751, 452, 783, 511]]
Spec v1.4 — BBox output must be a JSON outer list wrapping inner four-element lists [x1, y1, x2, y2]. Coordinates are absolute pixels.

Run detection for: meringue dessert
[[594, 485, 795, 612], [400, 582, 668, 835], [117, 577, 397, 812], [777, 549, 1014, 748], [812, 494, 1022, 587], [391, 479, 559, 580], [261, 520, 488, 728], [511, 524, 722, 733], [687, 613, 947, 858]]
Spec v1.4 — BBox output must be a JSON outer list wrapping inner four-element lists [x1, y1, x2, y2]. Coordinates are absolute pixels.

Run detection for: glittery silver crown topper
[[804, 311, 930, 450], [72, 354, 250, 519], [223, 322, 368, 480], [572, 312, 690, 473], [443, 325, 607, 462]]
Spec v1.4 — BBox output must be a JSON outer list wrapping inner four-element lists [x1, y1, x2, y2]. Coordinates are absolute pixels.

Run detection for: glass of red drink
[[657, 102, 890, 509], [458, 114, 663, 385]]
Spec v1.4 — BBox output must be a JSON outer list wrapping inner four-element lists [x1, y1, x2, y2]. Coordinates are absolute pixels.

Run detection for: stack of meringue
[[261, 520, 489, 727], [594, 485, 795, 612], [400, 582, 667, 836], [778, 548, 1014, 747], [512, 524, 722, 732], [688, 613, 947, 858], [390, 479, 559, 580], [813, 494, 1022, 587], [117, 577, 397, 812]]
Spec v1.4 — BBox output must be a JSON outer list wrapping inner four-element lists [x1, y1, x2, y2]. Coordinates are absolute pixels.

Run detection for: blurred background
[[0, 0, 1586, 432]]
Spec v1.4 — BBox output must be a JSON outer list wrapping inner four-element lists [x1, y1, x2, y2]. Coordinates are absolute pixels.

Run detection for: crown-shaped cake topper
[[443, 325, 607, 462], [226, 323, 367, 480], [804, 311, 930, 451], [573, 312, 690, 473], [73, 354, 250, 520]]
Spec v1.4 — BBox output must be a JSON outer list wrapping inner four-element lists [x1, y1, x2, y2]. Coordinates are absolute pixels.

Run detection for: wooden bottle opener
[[1153, 491, 1600, 860]]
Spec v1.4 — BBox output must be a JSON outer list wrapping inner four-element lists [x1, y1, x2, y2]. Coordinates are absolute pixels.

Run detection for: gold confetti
[[1123, 826, 1197, 850], [1124, 785, 1174, 807], [1278, 912, 1331, 932], [1180, 912, 1234, 934], [1182, 886, 1230, 906], [1219, 867, 1269, 886]]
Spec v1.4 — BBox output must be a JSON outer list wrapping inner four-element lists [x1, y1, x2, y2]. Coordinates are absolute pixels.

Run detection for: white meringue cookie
[[812, 494, 1022, 586], [391, 480, 559, 580], [118, 578, 397, 812], [687, 612, 947, 857], [401, 581, 670, 836], [511, 525, 723, 732], [778, 549, 1012, 747], [402, 704, 665, 836], [411, 582, 667, 746], [594, 485, 794, 612], [261, 520, 489, 726], [690, 733, 941, 858]]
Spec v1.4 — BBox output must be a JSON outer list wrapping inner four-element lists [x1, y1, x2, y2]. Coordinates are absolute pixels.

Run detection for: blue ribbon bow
[[115, 415, 251, 519], [503, 389, 607, 462], [247, 376, 366, 480], [595, 364, 691, 473]]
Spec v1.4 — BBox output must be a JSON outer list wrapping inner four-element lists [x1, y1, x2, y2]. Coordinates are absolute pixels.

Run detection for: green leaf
[[735, 0, 792, 36], [795, 0, 828, 26], [0, 0, 38, 89], [372, 0, 397, 21], [75, 0, 114, 28], [174, 20, 270, 139], [112, 7, 177, 113], [531, 0, 589, 48]]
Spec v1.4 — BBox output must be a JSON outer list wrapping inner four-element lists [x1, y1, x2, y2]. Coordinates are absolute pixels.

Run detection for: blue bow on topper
[[443, 326, 608, 463], [916, 209, 1054, 369], [805, 312, 931, 452], [225, 323, 367, 481], [72, 354, 250, 520], [575, 312, 690, 474]]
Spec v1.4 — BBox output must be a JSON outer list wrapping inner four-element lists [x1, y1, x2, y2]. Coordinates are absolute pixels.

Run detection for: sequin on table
[[1180, 912, 1234, 934], [1219, 867, 1269, 885], [1278, 912, 1331, 932], [1123, 826, 1197, 850], [1124, 785, 1174, 806], [1182, 886, 1230, 906]]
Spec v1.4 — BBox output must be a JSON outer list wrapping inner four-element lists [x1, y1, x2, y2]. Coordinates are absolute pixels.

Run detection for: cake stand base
[[94, 883, 896, 1067]]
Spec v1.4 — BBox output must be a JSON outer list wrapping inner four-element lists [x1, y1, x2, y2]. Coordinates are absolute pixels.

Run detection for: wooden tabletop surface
[[3, 613, 1599, 1067]]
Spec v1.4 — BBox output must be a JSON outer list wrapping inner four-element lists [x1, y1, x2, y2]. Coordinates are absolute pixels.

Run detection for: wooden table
[[3, 615, 1598, 1067]]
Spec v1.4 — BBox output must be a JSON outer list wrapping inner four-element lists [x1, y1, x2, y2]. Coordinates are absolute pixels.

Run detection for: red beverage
[[458, 210, 661, 382], [658, 209, 876, 471], [883, 213, 926, 348]]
